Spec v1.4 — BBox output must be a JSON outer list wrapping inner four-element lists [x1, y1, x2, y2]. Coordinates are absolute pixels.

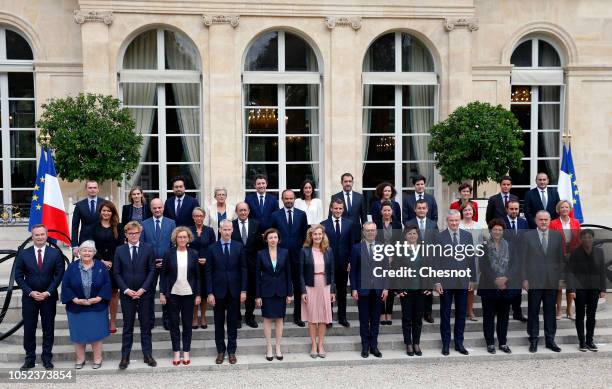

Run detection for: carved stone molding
[[73, 10, 113, 25], [202, 15, 240, 28], [325, 16, 362, 30], [444, 17, 478, 32]]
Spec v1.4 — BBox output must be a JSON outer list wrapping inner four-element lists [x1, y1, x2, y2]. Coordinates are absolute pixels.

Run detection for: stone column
[[74, 10, 114, 95], [444, 17, 478, 113]]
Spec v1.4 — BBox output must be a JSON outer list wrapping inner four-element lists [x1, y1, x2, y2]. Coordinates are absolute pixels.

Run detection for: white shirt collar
[[33, 244, 46, 258], [154, 216, 163, 223]]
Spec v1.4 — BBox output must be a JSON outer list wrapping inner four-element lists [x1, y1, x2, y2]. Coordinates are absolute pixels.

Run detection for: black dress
[[189, 225, 216, 298], [92, 223, 125, 289]]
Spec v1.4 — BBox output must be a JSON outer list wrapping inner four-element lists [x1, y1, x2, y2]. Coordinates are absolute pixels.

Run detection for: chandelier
[[511, 86, 531, 103]]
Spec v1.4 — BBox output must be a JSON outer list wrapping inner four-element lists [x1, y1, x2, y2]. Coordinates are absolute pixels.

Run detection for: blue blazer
[[523, 187, 560, 228], [71, 196, 105, 246], [503, 216, 529, 244], [349, 242, 386, 296], [329, 191, 367, 241], [255, 248, 292, 298], [61, 259, 112, 313], [485, 193, 518, 224], [245, 193, 279, 231], [121, 203, 152, 224], [188, 225, 216, 257], [15, 245, 65, 300], [141, 216, 176, 259], [402, 192, 438, 224], [205, 240, 248, 298], [270, 208, 309, 262], [370, 199, 402, 227], [299, 247, 335, 294], [321, 217, 354, 269], [163, 195, 200, 227], [113, 242, 156, 295], [160, 248, 200, 296], [435, 229, 476, 289]]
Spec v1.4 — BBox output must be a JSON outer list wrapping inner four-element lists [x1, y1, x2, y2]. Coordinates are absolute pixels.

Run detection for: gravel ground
[[3, 357, 611, 389]]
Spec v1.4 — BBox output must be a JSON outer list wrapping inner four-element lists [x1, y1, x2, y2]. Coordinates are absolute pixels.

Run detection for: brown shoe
[[228, 354, 237, 364], [215, 353, 224, 364]]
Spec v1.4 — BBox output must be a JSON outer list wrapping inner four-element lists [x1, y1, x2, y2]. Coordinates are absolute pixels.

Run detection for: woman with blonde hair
[[206, 187, 236, 237]]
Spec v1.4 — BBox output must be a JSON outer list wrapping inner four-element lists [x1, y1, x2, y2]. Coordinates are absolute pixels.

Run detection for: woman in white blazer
[[294, 179, 324, 226], [205, 187, 235, 237]]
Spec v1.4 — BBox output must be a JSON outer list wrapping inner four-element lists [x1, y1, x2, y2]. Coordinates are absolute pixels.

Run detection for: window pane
[[403, 162, 434, 188], [286, 164, 317, 189], [8, 73, 34, 98], [511, 40, 532, 67], [10, 160, 36, 187], [538, 132, 560, 158], [246, 108, 278, 134], [245, 164, 279, 190], [401, 34, 434, 72], [132, 164, 159, 192], [167, 136, 200, 162], [286, 136, 317, 162], [12, 190, 32, 206], [166, 164, 199, 190], [286, 109, 318, 134], [520, 131, 531, 157], [363, 136, 394, 161], [9, 100, 35, 128], [141, 136, 159, 162], [511, 86, 532, 103], [10, 130, 35, 158], [123, 83, 157, 106], [537, 159, 559, 184], [245, 84, 278, 106], [6, 30, 33, 60], [129, 108, 158, 135], [245, 31, 278, 71], [364, 85, 395, 106], [538, 105, 560, 129], [166, 83, 199, 106], [538, 86, 560, 102], [363, 33, 395, 72], [402, 85, 435, 106], [508, 159, 531, 186], [363, 163, 394, 188], [402, 136, 433, 161], [511, 104, 531, 130], [402, 109, 434, 134], [166, 108, 200, 135], [164, 30, 198, 70], [363, 109, 394, 134], [123, 29, 157, 69], [538, 40, 561, 67], [284, 33, 318, 71], [286, 84, 318, 106], [246, 136, 278, 162]]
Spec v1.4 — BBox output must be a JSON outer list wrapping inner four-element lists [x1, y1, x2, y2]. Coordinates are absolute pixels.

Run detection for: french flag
[[558, 144, 584, 223], [28, 147, 71, 245]]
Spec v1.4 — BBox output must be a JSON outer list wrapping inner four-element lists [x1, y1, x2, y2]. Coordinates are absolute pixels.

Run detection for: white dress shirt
[[171, 250, 193, 295], [294, 198, 323, 225]]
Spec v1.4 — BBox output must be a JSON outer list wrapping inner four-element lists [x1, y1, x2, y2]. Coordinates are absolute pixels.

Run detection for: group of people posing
[[14, 171, 607, 371]]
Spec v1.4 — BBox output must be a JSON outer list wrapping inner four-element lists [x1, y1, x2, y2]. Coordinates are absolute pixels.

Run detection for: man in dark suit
[[71, 179, 104, 257], [205, 220, 248, 365], [523, 172, 560, 228], [14, 224, 65, 370], [245, 174, 279, 232], [142, 198, 176, 330], [270, 189, 309, 327], [321, 198, 354, 327], [435, 210, 476, 356], [350, 222, 388, 358], [231, 202, 262, 328], [504, 200, 529, 322], [163, 176, 200, 227], [113, 221, 157, 369], [330, 173, 367, 242], [405, 199, 438, 323], [522, 210, 564, 353], [402, 174, 438, 225], [486, 175, 518, 224]]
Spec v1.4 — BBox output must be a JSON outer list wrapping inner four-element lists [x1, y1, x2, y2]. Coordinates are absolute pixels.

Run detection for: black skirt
[[261, 296, 287, 319]]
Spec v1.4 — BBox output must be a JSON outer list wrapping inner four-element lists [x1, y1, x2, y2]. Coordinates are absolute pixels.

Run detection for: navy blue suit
[[71, 196, 105, 247], [503, 215, 529, 318], [370, 200, 402, 228], [164, 195, 200, 227], [245, 192, 279, 231], [61, 259, 112, 313], [14, 245, 65, 364], [485, 193, 518, 224], [523, 187, 560, 228], [256, 248, 292, 319], [231, 218, 261, 321], [402, 192, 439, 225], [330, 190, 367, 241], [189, 225, 215, 299], [113, 242, 156, 359], [205, 240, 247, 355]]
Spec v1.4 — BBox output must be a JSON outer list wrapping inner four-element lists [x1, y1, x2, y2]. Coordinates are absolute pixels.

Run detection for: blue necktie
[[90, 199, 95, 215], [223, 242, 229, 257], [287, 209, 293, 229], [345, 192, 352, 214], [259, 195, 264, 211], [155, 219, 161, 239], [511, 220, 516, 235], [131, 245, 138, 260], [335, 218, 341, 237], [176, 198, 182, 216]]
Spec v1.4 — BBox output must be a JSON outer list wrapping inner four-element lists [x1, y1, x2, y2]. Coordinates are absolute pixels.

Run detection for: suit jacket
[[160, 248, 200, 296], [330, 191, 367, 241], [402, 192, 438, 225], [71, 196, 105, 246], [188, 225, 216, 257], [503, 216, 529, 244], [375, 219, 404, 244], [163, 195, 200, 227], [121, 204, 152, 224], [113, 242, 156, 295], [549, 217, 581, 255], [567, 246, 607, 292], [245, 192, 279, 231], [349, 242, 386, 296], [486, 192, 518, 224], [520, 229, 564, 289], [370, 199, 402, 227], [15, 245, 65, 300], [255, 248, 292, 298], [435, 229, 476, 289], [321, 217, 354, 269], [206, 203, 236, 237], [270, 207, 309, 263], [141, 216, 176, 259], [523, 187, 560, 228], [231, 218, 262, 270], [477, 240, 522, 300], [205, 240, 248, 298], [405, 217, 439, 244], [61, 259, 112, 313], [299, 247, 335, 294]]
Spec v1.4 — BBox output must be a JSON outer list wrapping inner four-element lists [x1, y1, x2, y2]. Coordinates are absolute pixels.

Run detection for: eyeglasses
[[126, 231, 141, 236]]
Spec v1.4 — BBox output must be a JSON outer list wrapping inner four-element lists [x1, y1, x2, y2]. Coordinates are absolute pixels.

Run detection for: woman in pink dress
[[300, 224, 336, 358]]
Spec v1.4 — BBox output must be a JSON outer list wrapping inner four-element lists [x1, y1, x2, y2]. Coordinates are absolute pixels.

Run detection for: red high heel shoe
[[172, 359, 181, 366], [182, 359, 190, 365], [109, 327, 117, 334]]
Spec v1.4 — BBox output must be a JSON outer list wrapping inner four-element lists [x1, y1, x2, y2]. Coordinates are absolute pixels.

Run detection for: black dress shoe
[[486, 345, 496, 354], [424, 313, 434, 324], [545, 342, 561, 352], [360, 349, 369, 358], [294, 320, 305, 327], [20, 361, 35, 371], [414, 344, 422, 356], [339, 320, 350, 328], [455, 345, 469, 355], [119, 358, 130, 369], [586, 341, 598, 352], [370, 347, 382, 358], [236, 321, 242, 329], [529, 342, 538, 353], [163, 323, 171, 331], [441, 345, 449, 356], [579, 342, 587, 352], [245, 318, 258, 328], [499, 345, 512, 354], [406, 344, 414, 356], [513, 314, 528, 323], [144, 355, 157, 367], [43, 361, 54, 370]]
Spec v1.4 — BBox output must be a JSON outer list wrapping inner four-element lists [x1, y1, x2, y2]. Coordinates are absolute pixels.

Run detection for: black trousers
[[357, 292, 382, 350], [168, 294, 195, 352], [213, 293, 240, 354], [439, 289, 467, 347], [22, 297, 56, 364], [120, 295, 153, 359], [400, 291, 424, 345], [332, 265, 348, 321], [511, 293, 523, 317], [243, 267, 257, 321], [291, 261, 302, 322], [574, 289, 600, 344], [527, 289, 557, 344], [481, 297, 510, 346], [150, 271, 170, 329], [382, 290, 395, 316], [424, 293, 433, 316]]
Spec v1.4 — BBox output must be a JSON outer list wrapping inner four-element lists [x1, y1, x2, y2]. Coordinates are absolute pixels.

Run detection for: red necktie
[[37, 249, 43, 270]]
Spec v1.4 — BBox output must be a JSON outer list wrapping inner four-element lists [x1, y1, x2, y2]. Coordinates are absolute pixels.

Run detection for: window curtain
[[308, 84, 319, 185], [539, 86, 559, 179], [362, 84, 372, 177]]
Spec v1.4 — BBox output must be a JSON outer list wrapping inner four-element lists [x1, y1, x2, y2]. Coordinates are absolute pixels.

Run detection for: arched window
[[119, 28, 202, 201], [510, 37, 563, 198], [362, 31, 437, 208], [243, 30, 321, 195], [0, 27, 35, 208]]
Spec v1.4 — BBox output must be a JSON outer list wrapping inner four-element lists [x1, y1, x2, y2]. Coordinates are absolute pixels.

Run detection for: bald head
[[236, 201, 250, 221], [150, 198, 164, 218]]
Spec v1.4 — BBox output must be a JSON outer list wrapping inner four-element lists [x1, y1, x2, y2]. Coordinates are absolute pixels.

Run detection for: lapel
[[265, 250, 277, 273]]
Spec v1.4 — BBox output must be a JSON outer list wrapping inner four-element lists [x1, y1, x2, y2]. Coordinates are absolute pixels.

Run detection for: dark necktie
[[452, 232, 458, 246], [37, 248, 43, 270], [131, 245, 138, 260], [418, 194, 423, 201], [176, 198, 182, 216], [241, 221, 247, 244], [335, 218, 341, 237], [155, 219, 161, 239], [511, 220, 516, 234], [223, 242, 229, 257], [90, 199, 95, 215], [504, 194, 509, 206], [345, 192, 352, 214], [259, 195, 264, 211], [287, 209, 293, 229]]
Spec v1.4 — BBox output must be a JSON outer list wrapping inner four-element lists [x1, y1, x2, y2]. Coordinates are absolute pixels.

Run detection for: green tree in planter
[[428, 101, 523, 196], [36, 93, 142, 183]]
